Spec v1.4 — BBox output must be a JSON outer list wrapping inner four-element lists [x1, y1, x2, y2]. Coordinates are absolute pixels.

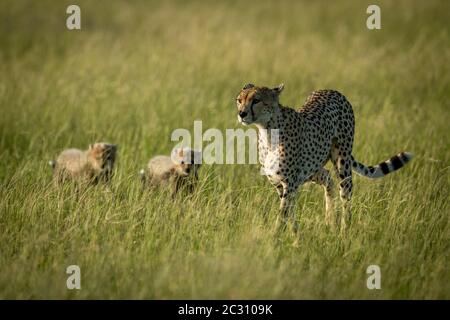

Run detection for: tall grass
[[0, 0, 449, 299]]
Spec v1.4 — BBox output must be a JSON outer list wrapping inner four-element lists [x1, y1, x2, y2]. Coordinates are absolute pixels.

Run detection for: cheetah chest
[[258, 130, 285, 186]]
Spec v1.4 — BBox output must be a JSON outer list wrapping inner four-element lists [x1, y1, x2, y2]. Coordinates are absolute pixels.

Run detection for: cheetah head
[[236, 83, 284, 126], [87, 142, 118, 173], [171, 147, 202, 177]]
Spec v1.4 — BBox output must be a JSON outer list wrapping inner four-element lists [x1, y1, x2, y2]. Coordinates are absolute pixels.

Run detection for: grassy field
[[0, 0, 449, 299]]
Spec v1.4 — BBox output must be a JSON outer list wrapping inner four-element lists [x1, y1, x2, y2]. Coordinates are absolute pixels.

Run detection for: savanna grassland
[[0, 0, 449, 299]]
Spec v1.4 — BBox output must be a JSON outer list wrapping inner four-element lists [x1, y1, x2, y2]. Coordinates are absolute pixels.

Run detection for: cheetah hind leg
[[334, 164, 353, 233], [310, 168, 336, 229], [331, 143, 353, 233]]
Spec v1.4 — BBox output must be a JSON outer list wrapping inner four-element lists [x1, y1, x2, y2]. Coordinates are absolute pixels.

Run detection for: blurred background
[[0, 0, 448, 299]]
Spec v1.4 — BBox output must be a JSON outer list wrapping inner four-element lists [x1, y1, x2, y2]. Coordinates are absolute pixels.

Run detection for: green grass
[[0, 0, 449, 299]]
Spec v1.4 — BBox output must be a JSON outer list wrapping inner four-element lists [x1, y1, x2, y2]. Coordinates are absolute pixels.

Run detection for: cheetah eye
[[236, 98, 242, 104], [181, 161, 185, 165], [253, 98, 261, 104]]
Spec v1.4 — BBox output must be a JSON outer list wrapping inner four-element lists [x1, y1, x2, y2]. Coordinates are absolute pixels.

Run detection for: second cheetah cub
[[140, 148, 202, 196], [50, 142, 117, 185]]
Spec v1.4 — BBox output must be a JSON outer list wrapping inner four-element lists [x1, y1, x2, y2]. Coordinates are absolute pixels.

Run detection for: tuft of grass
[[0, 0, 449, 299]]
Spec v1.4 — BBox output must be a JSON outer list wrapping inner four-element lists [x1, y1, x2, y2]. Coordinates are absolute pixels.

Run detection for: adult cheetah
[[236, 83, 413, 231]]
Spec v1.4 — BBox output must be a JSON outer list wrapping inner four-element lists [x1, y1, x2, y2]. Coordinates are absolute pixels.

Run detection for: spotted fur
[[236, 84, 413, 231]]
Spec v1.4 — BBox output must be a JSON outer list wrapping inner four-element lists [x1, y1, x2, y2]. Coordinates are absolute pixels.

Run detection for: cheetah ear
[[242, 83, 255, 90], [272, 83, 284, 95]]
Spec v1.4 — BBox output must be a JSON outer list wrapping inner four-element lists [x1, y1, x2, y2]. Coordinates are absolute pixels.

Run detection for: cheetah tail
[[48, 160, 56, 170], [351, 152, 413, 179], [139, 169, 146, 184]]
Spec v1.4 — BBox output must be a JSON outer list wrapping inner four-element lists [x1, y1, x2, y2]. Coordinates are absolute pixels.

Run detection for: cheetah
[[236, 83, 413, 231], [50, 142, 117, 185], [140, 147, 202, 196]]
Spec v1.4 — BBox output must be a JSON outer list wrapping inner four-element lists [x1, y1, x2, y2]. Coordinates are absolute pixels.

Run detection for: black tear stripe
[[390, 155, 403, 170], [380, 162, 390, 174], [250, 102, 255, 120]]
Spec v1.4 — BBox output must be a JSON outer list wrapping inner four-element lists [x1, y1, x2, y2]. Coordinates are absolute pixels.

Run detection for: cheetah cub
[[140, 148, 202, 196], [50, 143, 117, 185], [236, 83, 413, 232]]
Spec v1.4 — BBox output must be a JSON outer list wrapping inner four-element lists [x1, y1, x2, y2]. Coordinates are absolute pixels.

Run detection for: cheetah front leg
[[277, 182, 299, 235], [275, 184, 284, 199]]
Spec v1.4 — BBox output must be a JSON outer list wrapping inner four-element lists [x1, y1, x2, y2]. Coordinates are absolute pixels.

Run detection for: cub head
[[170, 147, 202, 177], [235, 83, 284, 125], [87, 142, 118, 173]]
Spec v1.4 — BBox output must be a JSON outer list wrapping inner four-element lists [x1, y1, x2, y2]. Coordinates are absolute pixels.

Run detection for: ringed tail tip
[[403, 152, 414, 161], [48, 160, 56, 169], [352, 151, 414, 179]]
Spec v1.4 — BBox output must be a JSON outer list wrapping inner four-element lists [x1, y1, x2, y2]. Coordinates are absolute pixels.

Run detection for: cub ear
[[89, 144, 94, 150], [170, 147, 184, 163], [242, 83, 255, 90], [272, 83, 285, 94]]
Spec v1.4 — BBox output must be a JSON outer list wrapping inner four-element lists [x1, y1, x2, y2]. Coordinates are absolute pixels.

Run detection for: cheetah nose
[[239, 111, 248, 118]]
